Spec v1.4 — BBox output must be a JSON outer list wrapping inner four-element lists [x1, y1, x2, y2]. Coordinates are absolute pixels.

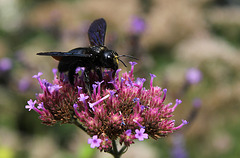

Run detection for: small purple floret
[[129, 62, 137, 67], [73, 103, 78, 109], [25, 99, 37, 111], [150, 73, 156, 87], [77, 86, 82, 95], [182, 120, 188, 125], [37, 102, 44, 109], [109, 90, 115, 96], [88, 135, 102, 148], [173, 120, 188, 130], [129, 62, 137, 77], [135, 128, 148, 141], [126, 129, 132, 136], [95, 81, 104, 94], [32, 72, 43, 79], [78, 94, 89, 102], [135, 77, 146, 86], [163, 88, 167, 93], [92, 84, 97, 89], [133, 97, 140, 103], [150, 73, 156, 78], [49, 85, 62, 93], [172, 99, 182, 110]]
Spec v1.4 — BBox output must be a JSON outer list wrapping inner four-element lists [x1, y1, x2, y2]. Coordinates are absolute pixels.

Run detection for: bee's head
[[101, 50, 119, 70], [100, 48, 138, 70]]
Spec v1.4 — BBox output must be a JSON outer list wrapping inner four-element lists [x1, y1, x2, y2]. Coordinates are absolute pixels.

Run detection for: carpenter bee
[[37, 18, 135, 89]]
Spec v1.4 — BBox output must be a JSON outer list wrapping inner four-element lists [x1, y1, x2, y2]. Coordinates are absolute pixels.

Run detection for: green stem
[[109, 140, 120, 158], [108, 140, 127, 158], [112, 140, 119, 156], [119, 145, 128, 155], [73, 120, 127, 158]]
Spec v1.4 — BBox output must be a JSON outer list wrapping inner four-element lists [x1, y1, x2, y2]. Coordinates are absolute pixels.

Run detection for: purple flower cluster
[[26, 62, 187, 152]]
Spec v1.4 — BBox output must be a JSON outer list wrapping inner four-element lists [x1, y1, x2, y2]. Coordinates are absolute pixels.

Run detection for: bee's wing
[[88, 18, 106, 46], [37, 48, 91, 61]]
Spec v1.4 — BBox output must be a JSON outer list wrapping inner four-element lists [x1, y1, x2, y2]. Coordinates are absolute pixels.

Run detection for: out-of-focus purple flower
[[135, 128, 148, 141], [88, 135, 102, 148], [27, 62, 186, 151], [171, 133, 188, 158], [185, 68, 202, 84], [192, 98, 202, 108], [0, 57, 12, 72], [130, 16, 146, 34], [18, 77, 30, 92]]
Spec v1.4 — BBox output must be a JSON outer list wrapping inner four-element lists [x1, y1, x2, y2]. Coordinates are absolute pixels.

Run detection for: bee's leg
[[112, 69, 116, 79], [96, 67, 103, 81], [68, 64, 78, 85], [58, 61, 70, 73], [83, 68, 92, 96]]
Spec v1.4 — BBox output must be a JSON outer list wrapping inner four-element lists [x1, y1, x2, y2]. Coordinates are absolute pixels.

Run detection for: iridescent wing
[[37, 48, 91, 61], [88, 18, 107, 46]]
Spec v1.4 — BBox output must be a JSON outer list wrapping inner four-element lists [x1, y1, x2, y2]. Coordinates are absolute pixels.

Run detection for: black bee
[[37, 18, 135, 88]]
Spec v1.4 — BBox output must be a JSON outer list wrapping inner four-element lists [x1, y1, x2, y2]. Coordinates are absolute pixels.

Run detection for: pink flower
[[27, 62, 187, 151]]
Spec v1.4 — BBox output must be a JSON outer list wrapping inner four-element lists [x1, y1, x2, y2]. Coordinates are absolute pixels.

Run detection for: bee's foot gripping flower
[[26, 62, 187, 153]]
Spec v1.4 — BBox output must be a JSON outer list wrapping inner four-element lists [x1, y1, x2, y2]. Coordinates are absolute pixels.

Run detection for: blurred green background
[[0, 0, 240, 158]]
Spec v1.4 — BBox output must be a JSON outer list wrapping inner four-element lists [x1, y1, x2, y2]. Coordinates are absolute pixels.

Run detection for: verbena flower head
[[26, 62, 187, 152]]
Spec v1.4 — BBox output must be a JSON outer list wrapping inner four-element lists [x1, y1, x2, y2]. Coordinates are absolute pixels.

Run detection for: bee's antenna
[[118, 59, 127, 67], [118, 55, 138, 60]]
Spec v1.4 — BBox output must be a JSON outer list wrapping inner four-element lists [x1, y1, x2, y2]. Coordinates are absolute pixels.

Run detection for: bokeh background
[[0, 0, 240, 158]]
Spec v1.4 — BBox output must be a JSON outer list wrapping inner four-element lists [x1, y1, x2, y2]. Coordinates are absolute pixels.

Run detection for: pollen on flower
[[27, 62, 186, 151]]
